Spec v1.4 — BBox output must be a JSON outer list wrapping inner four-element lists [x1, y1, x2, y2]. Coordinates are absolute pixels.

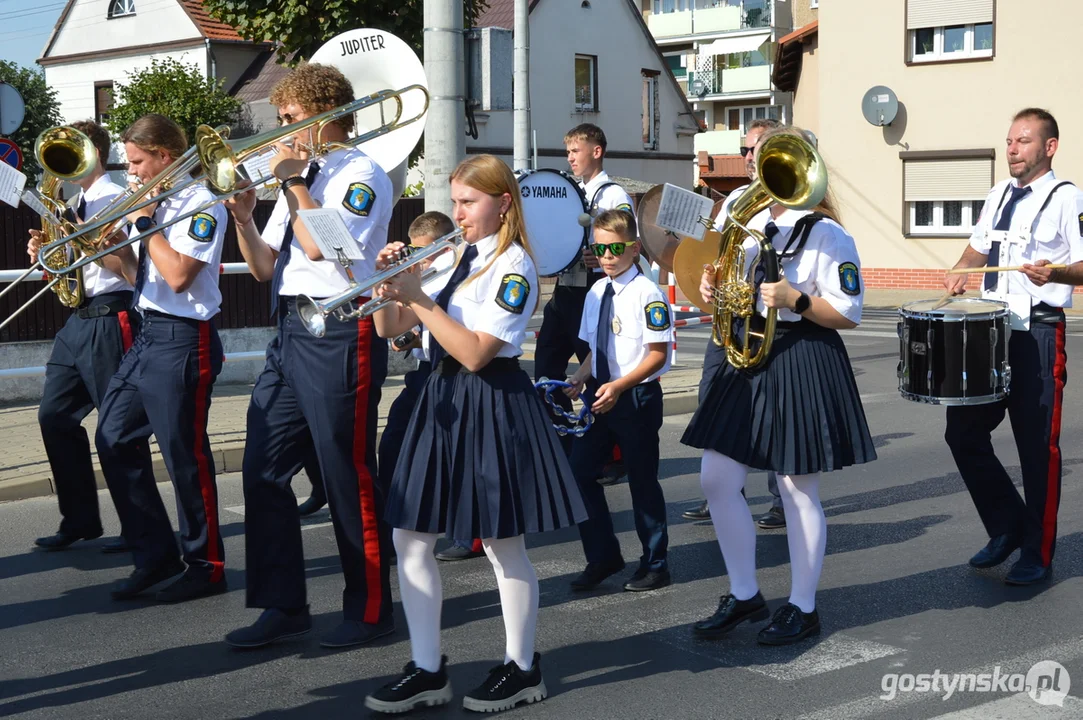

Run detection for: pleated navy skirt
[[682, 319, 877, 475], [385, 357, 589, 543]]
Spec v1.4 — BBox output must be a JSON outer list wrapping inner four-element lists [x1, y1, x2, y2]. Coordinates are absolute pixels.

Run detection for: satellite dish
[[691, 79, 706, 97], [861, 85, 899, 127]]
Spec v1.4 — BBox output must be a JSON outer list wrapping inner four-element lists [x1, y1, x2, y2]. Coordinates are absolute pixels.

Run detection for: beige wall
[[789, 35, 819, 138], [793, 0, 818, 28], [817, 0, 1083, 272]]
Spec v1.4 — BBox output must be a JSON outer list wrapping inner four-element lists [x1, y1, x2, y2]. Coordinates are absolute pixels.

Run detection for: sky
[[1, 0, 68, 71]]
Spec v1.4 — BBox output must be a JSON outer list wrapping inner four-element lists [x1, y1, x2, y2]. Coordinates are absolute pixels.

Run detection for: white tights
[[699, 450, 826, 613], [392, 529, 539, 672]]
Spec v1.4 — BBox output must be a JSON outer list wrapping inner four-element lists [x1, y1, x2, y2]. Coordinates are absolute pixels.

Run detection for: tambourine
[[534, 377, 594, 437]]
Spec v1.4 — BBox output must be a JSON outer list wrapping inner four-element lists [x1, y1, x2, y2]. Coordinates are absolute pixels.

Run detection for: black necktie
[[76, 195, 87, 222], [429, 244, 479, 366], [594, 282, 615, 385], [271, 160, 322, 315], [985, 185, 1032, 292], [755, 222, 780, 288]]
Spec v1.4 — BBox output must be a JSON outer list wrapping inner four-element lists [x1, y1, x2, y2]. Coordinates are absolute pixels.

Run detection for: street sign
[[0, 138, 23, 171], [0, 82, 26, 136]]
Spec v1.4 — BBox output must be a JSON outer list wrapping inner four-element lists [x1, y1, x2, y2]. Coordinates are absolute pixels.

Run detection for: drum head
[[518, 169, 590, 277], [901, 297, 1009, 319], [636, 185, 683, 273]]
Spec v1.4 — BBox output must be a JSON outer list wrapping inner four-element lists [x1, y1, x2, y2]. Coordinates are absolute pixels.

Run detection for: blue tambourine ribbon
[[534, 377, 594, 437]]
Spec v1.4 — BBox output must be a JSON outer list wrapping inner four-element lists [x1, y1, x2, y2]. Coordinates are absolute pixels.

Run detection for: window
[[94, 81, 114, 124], [665, 54, 687, 79], [653, 0, 691, 13], [909, 200, 985, 235], [910, 23, 993, 62], [574, 55, 597, 112], [723, 104, 782, 134], [108, 0, 135, 18], [810, 0, 819, 7], [902, 153, 993, 235], [642, 71, 659, 150]]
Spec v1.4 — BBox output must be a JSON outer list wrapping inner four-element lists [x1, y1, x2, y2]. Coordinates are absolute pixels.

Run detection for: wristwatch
[[134, 215, 156, 234], [793, 292, 811, 314]]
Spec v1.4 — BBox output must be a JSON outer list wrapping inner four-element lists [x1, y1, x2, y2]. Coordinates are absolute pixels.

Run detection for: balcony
[[694, 128, 742, 155], [689, 64, 771, 97], [647, 2, 773, 40]]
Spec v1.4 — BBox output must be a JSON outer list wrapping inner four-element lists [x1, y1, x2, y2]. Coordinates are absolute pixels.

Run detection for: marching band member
[[96, 114, 228, 603], [31, 119, 141, 554], [364, 155, 586, 714], [564, 209, 674, 592], [222, 63, 392, 649], [943, 108, 1083, 585], [683, 126, 876, 645]]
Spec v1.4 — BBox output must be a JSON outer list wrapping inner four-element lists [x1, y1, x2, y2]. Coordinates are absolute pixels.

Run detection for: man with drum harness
[[943, 108, 1083, 586]]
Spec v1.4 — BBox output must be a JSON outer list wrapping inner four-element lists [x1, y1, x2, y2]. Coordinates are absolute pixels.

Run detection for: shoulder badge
[[645, 300, 671, 331], [1077, 212, 1082, 235], [343, 182, 376, 216], [496, 273, 531, 314], [188, 212, 217, 242], [838, 261, 861, 296], [616, 202, 633, 214]]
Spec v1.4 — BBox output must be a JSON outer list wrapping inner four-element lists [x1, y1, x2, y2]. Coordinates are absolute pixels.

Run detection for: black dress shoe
[[111, 559, 186, 600], [756, 506, 786, 530], [598, 461, 626, 486], [100, 537, 131, 555], [969, 534, 1021, 569], [682, 500, 711, 521], [757, 602, 821, 646], [225, 607, 313, 648], [623, 568, 671, 592], [320, 619, 394, 648], [569, 559, 626, 591], [365, 656, 453, 714], [1004, 559, 1051, 586], [297, 495, 326, 516], [692, 592, 769, 637], [435, 544, 485, 562], [34, 529, 103, 551], [156, 569, 228, 603]]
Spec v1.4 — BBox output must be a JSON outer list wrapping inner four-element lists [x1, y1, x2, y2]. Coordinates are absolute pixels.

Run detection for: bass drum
[[517, 169, 590, 277]]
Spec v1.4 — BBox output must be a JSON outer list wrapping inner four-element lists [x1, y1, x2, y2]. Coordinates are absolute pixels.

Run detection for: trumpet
[[297, 228, 466, 338]]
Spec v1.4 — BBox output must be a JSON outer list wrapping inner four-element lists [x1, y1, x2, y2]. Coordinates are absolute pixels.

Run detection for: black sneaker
[[225, 607, 313, 649], [111, 559, 186, 600], [462, 653, 547, 713], [365, 656, 453, 714], [155, 569, 228, 603], [756, 602, 821, 646], [319, 619, 394, 649], [569, 559, 626, 591]]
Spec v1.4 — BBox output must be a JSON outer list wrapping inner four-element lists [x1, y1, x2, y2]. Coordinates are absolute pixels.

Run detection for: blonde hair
[[408, 211, 456, 242], [449, 154, 534, 289], [758, 125, 842, 224], [592, 208, 637, 242]]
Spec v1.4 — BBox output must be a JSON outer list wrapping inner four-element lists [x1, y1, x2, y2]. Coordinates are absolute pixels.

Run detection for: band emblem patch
[[188, 213, 217, 242], [343, 182, 376, 216], [1077, 212, 1083, 235], [496, 273, 530, 314], [645, 300, 671, 331], [616, 202, 633, 214], [839, 262, 861, 296]]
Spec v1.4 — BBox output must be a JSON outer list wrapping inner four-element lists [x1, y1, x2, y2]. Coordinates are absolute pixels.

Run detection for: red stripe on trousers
[[353, 316, 383, 623], [194, 322, 223, 582], [117, 311, 134, 352], [1041, 322, 1067, 566]]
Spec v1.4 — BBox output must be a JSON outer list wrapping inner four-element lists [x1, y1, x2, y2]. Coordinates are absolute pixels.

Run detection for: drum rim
[[899, 389, 1008, 405], [517, 168, 591, 278], [899, 297, 1010, 322]]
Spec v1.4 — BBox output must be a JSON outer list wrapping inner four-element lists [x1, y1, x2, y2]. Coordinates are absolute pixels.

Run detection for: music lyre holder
[[535, 378, 594, 437]]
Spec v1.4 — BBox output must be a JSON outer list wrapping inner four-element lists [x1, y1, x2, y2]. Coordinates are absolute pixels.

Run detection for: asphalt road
[[3, 310, 1083, 719]]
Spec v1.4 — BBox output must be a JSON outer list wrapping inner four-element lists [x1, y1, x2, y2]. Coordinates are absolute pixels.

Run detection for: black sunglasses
[[590, 242, 628, 257], [740, 146, 755, 157]]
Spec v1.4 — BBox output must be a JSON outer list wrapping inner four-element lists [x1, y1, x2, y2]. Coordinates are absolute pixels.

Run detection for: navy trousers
[[95, 311, 224, 579], [377, 359, 432, 497], [243, 299, 391, 624], [945, 320, 1067, 567], [572, 380, 669, 571], [40, 292, 140, 536]]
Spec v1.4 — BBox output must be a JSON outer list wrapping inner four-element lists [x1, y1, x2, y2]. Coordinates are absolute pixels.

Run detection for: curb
[[0, 389, 702, 505]]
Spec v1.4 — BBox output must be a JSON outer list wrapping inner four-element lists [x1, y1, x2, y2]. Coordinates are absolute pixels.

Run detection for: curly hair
[[270, 63, 355, 132]]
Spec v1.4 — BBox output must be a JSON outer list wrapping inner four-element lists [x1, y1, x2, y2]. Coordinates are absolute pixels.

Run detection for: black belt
[[1032, 302, 1065, 325], [435, 356, 520, 376], [76, 299, 129, 320]]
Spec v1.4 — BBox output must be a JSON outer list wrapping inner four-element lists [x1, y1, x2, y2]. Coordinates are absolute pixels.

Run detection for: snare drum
[[517, 169, 590, 277], [897, 298, 1011, 405]]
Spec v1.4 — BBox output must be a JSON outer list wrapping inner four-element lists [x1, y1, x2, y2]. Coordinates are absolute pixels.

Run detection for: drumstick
[[931, 291, 955, 311], [946, 264, 1067, 275]]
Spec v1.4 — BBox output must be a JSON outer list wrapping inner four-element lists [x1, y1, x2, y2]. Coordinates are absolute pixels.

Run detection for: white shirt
[[133, 183, 227, 320], [713, 183, 770, 237], [75, 175, 131, 297], [969, 170, 1083, 309], [423, 233, 538, 359], [743, 208, 864, 324], [579, 265, 675, 383], [562, 171, 635, 286], [264, 147, 393, 298]]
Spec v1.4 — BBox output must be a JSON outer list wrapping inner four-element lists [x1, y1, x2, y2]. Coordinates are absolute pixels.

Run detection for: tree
[[0, 61, 64, 184], [203, 0, 488, 67], [106, 58, 244, 147]]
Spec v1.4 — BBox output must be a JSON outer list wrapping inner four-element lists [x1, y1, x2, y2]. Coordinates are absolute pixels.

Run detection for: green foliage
[[105, 58, 243, 147], [0, 60, 64, 183], [402, 179, 424, 198]]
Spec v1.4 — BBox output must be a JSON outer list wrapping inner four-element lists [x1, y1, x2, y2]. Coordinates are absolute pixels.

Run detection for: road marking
[[747, 634, 906, 682], [224, 503, 333, 531], [929, 693, 1083, 719]]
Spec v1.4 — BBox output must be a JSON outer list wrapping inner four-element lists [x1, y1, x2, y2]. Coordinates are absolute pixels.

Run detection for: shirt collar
[[1015, 170, 1056, 192], [82, 174, 116, 202], [583, 170, 611, 196], [766, 208, 810, 229], [472, 233, 500, 262], [607, 264, 640, 295]]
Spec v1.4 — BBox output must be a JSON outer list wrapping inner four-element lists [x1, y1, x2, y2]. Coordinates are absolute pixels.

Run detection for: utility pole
[[512, 0, 530, 171], [424, 0, 466, 212]]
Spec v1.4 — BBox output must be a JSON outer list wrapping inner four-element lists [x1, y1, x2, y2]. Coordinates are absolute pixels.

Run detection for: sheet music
[[656, 183, 714, 242], [298, 208, 365, 261], [239, 148, 277, 187], [20, 189, 52, 218], [0, 161, 27, 209]]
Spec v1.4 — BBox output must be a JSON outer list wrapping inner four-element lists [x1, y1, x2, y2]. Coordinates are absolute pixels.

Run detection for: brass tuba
[[708, 132, 827, 370]]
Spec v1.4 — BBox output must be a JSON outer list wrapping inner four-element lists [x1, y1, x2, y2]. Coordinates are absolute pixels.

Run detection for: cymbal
[[636, 185, 683, 274], [672, 233, 721, 314]]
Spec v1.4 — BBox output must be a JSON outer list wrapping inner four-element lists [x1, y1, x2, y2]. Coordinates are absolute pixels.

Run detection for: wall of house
[[47, 0, 201, 57], [818, 0, 1083, 283], [794, 0, 818, 27], [790, 34, 819, 138]]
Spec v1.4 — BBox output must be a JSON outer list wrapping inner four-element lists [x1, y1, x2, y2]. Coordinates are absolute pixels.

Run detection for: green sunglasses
[[590, 242, 629, 258]]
